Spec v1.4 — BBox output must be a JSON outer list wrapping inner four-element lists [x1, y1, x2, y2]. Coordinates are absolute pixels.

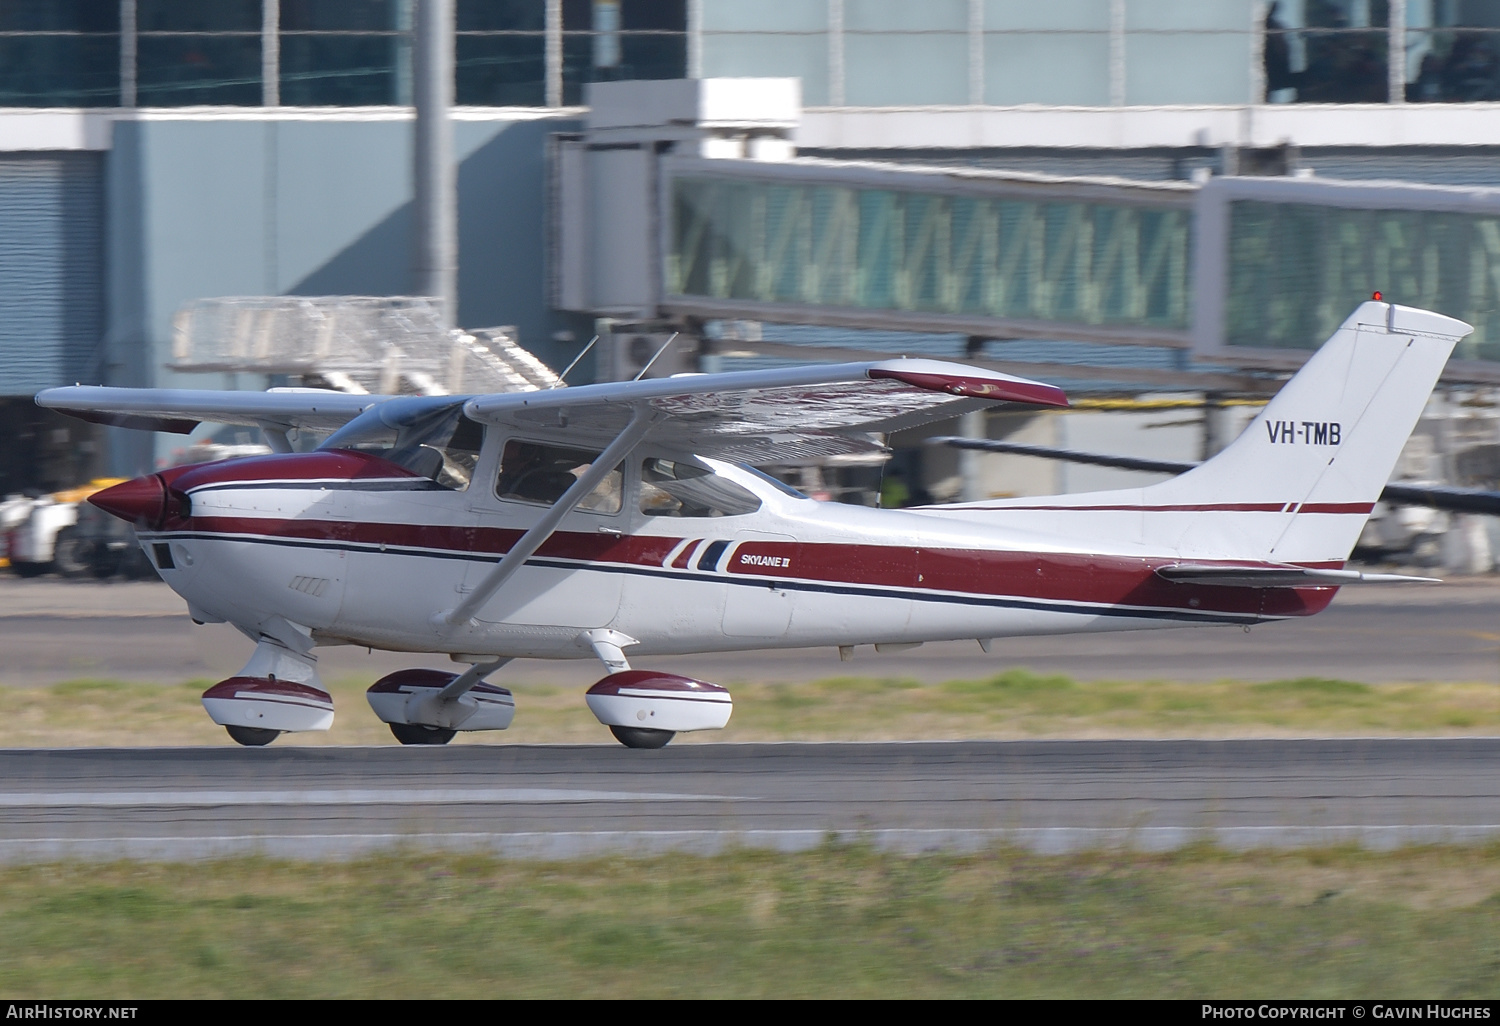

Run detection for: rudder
[[1151, 301, 1470, 562]]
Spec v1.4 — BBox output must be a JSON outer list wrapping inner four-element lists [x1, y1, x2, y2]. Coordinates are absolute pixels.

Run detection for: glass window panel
[[456, 33, 545, 105], [700, 33, 828, 104], [560, 29, 686, 103], [496, 439, 622, 513], [138, 0, 260, 32], [1225, 200, 1500, 362], [560, 30, 593, 104], [846, 0, 965, 32], [845, 33, 967, 105], [280, 33, 398, 105], [282, 0, 396, 31], [0, 35, 118, 105], [562, 0, 593, 31], [458, 0, 545, 31], [984, 0, 1109, 31], [617, 30, 687, 80], [622, 0, 685, 31], [137, 35, 261, 106], [1291, 28, 1389, 101], [1126, 32, 1251, 103], [669, 176, 1192, 332], [0, 0, 117, 32], [1126, 0, 1247, 31], [700, 0, 825, 33], [984, 32, 1109, 104], [1407, 29, 1500, 102]]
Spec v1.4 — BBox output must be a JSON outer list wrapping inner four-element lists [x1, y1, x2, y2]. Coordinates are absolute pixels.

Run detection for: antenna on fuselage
[[552, 335, 598, 388], [633, 332, 678, 381]]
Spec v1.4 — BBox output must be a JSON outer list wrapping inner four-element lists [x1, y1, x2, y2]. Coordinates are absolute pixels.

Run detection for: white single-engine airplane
[[37, 300, 1467, 748]]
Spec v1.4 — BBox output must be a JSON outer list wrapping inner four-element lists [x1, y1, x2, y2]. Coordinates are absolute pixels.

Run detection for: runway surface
[[4, 576, 1500, 687], [4, 739, 1499, 861]]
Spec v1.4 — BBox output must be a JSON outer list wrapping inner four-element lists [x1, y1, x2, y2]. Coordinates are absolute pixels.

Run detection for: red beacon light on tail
[[1373, 291, 1383, 301]]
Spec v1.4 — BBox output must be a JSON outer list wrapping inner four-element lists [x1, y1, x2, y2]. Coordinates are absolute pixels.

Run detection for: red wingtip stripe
[[868, 368, 1069, 408]]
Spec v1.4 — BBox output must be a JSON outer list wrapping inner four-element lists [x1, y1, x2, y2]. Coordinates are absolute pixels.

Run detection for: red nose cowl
[[89, 474, 170, 528]]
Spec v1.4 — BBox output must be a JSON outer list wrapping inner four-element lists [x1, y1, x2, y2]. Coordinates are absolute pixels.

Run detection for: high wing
[[462, 359, 1067, 462], [35, 386, 381, 435], [39, 360, 1068, 463]]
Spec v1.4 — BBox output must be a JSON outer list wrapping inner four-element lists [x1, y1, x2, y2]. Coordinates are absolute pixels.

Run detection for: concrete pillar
[[413, 0, 457, 328], [959, 409, 986, 502]]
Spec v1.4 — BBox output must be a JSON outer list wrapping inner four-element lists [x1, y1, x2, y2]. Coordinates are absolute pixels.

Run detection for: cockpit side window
[[495, 440, 622, 514], [639, 457, 762, 517], [320, 402, 483, 491]]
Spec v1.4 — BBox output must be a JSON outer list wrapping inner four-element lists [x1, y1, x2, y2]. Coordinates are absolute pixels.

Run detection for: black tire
[[53, 528, 91, 579], [390, 722, 457, 745], [226, 725, 280, 746], [10, 560, 49, 579], [609, 725, 675, 749]]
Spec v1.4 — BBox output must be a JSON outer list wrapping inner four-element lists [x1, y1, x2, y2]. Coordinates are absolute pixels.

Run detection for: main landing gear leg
[[366, 661, 515, 745]]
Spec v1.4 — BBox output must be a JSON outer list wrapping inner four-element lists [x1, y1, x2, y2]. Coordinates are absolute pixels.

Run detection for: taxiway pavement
[[2, 740, 1498, 860], [3, 576, 1500, 688]]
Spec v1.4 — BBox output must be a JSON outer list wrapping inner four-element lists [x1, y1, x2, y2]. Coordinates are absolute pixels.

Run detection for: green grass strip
[[3, 844, 1500, 997]]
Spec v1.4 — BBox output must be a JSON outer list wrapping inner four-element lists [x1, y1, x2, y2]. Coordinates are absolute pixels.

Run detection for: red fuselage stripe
[[165, 516, 1340, 619]]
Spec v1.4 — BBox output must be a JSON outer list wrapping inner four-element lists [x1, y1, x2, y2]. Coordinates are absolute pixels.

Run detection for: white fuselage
[[141, 441, 1334, 663]]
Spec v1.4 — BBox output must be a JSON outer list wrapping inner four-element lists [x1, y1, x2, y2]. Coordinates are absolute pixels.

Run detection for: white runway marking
[[5, 825, 1500, 862], [0, 788, 742, 807]]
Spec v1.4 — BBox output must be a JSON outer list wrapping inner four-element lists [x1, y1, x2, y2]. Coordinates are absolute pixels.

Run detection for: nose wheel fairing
[[202, 639, 333, 744]]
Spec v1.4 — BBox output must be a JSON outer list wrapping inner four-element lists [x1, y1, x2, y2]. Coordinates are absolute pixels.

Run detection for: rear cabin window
[[320, 402, 483, 491], [639, 457, 762, 517], [495, 440, 622, 514]]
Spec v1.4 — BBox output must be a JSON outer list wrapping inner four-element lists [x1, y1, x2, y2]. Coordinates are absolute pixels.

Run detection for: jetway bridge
[[554, 80, 1500, 390]]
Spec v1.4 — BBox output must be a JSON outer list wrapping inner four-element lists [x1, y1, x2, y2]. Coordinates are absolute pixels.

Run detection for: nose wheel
[[390, 723, 457, 745], [609, 726, 675, 749]]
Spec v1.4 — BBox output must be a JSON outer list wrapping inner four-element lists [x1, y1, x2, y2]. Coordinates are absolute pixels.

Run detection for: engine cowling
[[585, 671, 732, 733]]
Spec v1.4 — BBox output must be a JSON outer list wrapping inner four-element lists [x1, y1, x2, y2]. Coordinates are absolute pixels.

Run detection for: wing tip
[[867, 367, 1069, 408]]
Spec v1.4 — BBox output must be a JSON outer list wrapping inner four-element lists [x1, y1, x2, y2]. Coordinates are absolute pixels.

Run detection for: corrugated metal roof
[[0, 154, 103, 396]]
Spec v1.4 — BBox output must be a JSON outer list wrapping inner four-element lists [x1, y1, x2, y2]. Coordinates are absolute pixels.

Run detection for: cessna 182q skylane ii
[[37, 300, 1467, 748]]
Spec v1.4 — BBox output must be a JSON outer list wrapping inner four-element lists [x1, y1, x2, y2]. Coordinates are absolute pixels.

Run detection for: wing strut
[[441, 405, 657, 628]]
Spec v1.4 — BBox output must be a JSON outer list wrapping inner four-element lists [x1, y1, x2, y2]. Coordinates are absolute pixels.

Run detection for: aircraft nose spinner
[[88, 474, 171, 528]]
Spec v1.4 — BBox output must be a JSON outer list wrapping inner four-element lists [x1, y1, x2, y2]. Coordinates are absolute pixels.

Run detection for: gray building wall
[[100, 111, 580, 474]]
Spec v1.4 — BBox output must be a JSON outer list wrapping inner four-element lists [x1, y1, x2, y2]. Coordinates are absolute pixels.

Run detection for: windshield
[[321, 401, 483, 490], [738, 464, 810, 500]]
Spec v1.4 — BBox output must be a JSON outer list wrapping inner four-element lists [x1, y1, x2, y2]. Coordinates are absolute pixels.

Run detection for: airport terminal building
[[7, 0, 1500, 507]]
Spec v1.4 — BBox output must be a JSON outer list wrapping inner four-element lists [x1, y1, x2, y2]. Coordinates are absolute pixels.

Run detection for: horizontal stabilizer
[[1155, 564, 1440, 587]]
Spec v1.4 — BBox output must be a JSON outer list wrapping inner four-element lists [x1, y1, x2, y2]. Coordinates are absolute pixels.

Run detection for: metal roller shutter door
[[0, 153, 103, 396]]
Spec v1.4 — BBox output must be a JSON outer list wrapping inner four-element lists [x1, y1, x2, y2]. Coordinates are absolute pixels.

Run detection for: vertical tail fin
[[1150, 301, 1470, 562]]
